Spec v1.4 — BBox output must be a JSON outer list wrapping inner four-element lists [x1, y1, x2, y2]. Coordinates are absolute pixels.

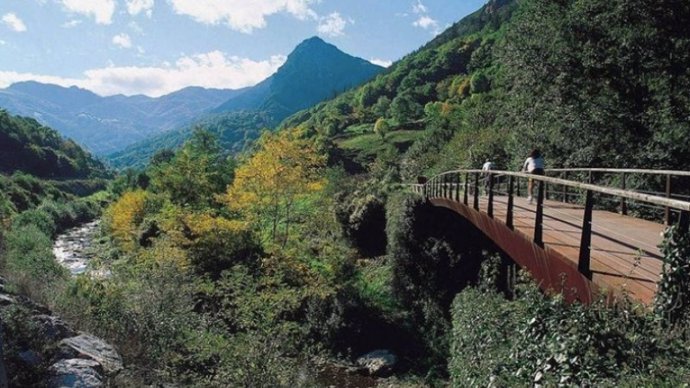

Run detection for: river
[[52, 221, 102, 276]]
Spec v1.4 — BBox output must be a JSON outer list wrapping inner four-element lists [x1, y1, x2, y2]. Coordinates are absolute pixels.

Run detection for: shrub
[[655, 223, 690, 323], [11, 209, 56, 237], [4, 224, 66, 287], [450, 273, 690, 386]]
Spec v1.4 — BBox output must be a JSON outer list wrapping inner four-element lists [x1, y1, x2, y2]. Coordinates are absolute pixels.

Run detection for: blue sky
[[0, 0, 487, 97]]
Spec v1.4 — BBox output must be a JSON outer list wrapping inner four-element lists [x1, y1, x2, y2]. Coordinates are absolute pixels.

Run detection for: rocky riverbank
[[0, 276, 123, 387]]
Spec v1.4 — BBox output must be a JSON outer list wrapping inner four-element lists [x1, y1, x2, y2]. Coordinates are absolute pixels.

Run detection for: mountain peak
[[213, 36, 383, 120]]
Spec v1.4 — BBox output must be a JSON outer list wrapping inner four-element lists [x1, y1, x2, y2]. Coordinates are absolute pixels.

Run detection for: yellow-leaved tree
[[106, 189, 149, 253], [224, 129, 326, 246]]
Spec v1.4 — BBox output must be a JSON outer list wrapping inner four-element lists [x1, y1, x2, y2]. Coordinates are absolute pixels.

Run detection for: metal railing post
[[455, 173, 460, 202], [534, 180, 545, 247], [621, 172, 627, 215], [562, 171, 568, 203], [488, 173, 494, 218], [578, 190, 594, 278], [665, 174, 672, 225], [507, 175, 514, 229], [473, 173, 480, 210], [463, 173, 469, 205]]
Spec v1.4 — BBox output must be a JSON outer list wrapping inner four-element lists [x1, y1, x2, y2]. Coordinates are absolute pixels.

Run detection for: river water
[[52, 221, 102, 276]]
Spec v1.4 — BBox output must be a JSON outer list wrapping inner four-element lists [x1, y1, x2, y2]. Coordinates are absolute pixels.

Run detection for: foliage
[[450, 273, 690, 386], [105, 189, 151, 253], [4, 224, 67, 288], [655, 223, 690, 323], [373, 118, 390, 139], [224, 129, 326, 245], [150, 128, 235, 209], [0, 109, 108, 178]]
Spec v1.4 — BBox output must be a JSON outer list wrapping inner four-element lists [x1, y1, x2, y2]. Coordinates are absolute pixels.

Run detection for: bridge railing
[[413, 169, 690, 279], [543, 168, 690, 225]]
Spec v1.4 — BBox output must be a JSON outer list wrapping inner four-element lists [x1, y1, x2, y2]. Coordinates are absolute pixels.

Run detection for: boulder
[[0, 294, 16, 306], [18, 349, 42, 367], [60, 334, 123, 374], [49, 358, 103, 388], [355, 349, 397, 377], [34, 314, 76, 341]]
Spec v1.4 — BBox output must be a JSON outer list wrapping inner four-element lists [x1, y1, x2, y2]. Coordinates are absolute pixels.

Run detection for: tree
[[224, 129, 326, 246], [150, 128, 233, 209], [373, 118, 390, 140]]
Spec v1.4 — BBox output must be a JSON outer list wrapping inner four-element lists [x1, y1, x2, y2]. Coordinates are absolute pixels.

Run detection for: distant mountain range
[[0, 82, 243, 155], [106, 36, 384, 169], [0, 37, 382, 162]]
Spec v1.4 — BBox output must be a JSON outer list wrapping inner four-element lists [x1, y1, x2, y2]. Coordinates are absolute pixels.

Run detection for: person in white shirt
[[522, 149, 545, 204], [482, 159, 494, 195]]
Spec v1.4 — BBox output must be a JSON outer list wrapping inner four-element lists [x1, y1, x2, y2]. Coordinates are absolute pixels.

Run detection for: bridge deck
[[473, 195, 663, 304]]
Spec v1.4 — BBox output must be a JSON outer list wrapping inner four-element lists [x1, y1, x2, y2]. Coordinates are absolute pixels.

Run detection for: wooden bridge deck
[[441, 194, 664, 305]]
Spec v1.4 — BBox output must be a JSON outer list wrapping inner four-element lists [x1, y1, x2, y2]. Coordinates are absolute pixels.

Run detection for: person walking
[[522, 149, 545, 204]]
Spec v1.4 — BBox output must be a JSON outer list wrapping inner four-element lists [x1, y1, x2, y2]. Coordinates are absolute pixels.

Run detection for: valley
[[2, 0, 690, 386]]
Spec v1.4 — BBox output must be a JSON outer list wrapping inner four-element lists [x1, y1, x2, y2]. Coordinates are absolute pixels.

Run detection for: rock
[[60, 334, 123, 374], [355, 349, 397, 377], [0, 294, 16, 306], [19, 349, 42, 367], [34, 315, 76, 341], [49, 358, 103, 388]]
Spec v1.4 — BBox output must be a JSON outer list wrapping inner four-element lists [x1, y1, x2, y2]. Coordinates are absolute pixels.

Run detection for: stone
[[34, 314, 76, 341], [0, 294, 16, 306], [60, 334, 123, 374], [49, 358, 103, 388], [355, 349, 397, 377], [19, 349, 42, 367]]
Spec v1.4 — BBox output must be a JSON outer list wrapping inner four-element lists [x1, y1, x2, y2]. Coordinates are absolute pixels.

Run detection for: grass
[[354, 258, 400, 315], [336, 130, 425, 164]]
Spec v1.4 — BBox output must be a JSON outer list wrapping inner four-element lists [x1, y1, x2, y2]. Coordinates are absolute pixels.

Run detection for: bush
[[450, 273, 690, 386], [4, 224, 66, 286], [11, 209, 56, 237]]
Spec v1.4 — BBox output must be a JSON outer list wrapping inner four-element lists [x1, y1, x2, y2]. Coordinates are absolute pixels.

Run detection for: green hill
[[282, 0, 690, 179], [0, 109, 108, 179]]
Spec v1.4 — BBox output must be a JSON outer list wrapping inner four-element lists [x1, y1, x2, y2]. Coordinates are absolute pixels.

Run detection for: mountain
[[0, 82, 243, 155], [0, 109, 108, 179], [214, 37, 384, 122], [107, 37, 384, 169]]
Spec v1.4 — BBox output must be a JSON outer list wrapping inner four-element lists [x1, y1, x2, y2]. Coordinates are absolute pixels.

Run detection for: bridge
[[412, 169, 690, 305]]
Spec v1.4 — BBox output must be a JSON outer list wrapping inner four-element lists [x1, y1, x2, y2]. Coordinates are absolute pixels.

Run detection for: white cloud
[[126, 0, 154, 17], [413, 15, 438, 31], [62, 19, 82, 28], [369, 58, 392, 68], [168, 0, 317, 33], [2, 13, 27, 32], [317, 12, 348, 38], [412, 0, 427, 14], [112, 33, 132, 49], [0, 51, 286, 97], [60, 0, 116, 25]]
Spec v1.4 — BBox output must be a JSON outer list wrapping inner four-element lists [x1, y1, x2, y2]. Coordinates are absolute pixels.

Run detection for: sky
[[0, 0, 487, 97]]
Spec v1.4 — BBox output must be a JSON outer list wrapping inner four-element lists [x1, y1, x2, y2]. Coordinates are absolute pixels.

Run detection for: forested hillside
[[282, 0, 690, 177], [3, 0, 690, 386], [0, 109, 107, 179]]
